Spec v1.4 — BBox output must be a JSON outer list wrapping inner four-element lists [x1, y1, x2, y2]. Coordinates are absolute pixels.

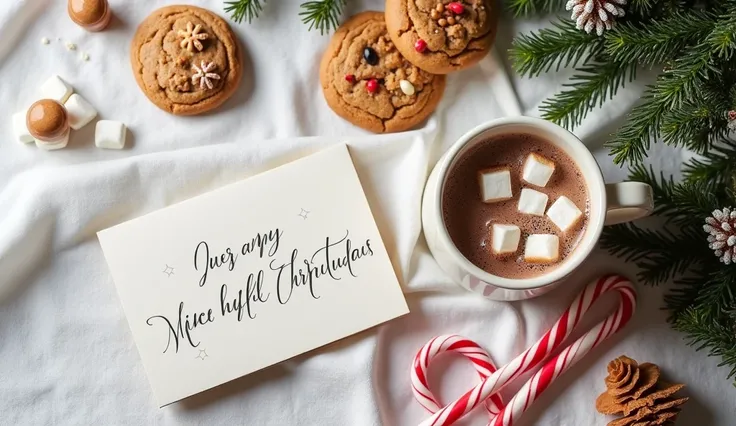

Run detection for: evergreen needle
[[224, 0, 265, 24], [300, 0, 347, 34]]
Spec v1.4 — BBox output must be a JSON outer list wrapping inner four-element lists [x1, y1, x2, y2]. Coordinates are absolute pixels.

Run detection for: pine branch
[[606, 11, 736, 165], [300, 0, 347, 34], [665, 271, 712, 319], [600, 223, 706, 286], [673, 307, 736, 382], [660, 102, 723, 154], [627, 163, 722, 225], [510, 20, 601, 77], [627, 0, 657, 15], [507, 0, 566, 16], [539, 60, 637, 130], [604, 10, 714, 65], [683, 140, 736, 184], [225, 0, 347, 33], [694, 269, 736, 319], [224, 0, 265, 24], [608, 47, 714, 163]]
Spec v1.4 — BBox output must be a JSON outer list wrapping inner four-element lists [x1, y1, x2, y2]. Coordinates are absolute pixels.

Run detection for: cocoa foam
[[442, 133, 589, 279]]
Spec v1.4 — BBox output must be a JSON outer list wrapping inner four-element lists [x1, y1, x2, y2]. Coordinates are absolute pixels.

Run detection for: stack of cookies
[[320, 1, 498, 133]]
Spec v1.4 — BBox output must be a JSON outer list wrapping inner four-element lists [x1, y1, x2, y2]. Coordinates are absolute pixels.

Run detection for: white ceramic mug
[[421, 117, 653, 301]]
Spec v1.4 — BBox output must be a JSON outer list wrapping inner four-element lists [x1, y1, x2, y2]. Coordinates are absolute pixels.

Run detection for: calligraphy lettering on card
[[97, 144, 408, 406]]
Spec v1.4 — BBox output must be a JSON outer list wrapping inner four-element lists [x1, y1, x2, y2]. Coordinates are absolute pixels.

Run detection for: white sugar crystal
[[64, 94, 97, 130], [547, 196, 583, 232], [524, 234, 559, 263], [40, 75, 73, 103], [518, 188, 549, 216], [478, 167, 513, 203], [491, 224, 520, 256], [35, 132, 69, 151], [522, 153, 555, 187], [95, 120, 126, 150], [13, 111, 34, 144]]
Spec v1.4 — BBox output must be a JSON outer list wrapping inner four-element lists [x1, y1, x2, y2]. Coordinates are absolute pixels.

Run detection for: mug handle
[[604, 182, 654, 225]]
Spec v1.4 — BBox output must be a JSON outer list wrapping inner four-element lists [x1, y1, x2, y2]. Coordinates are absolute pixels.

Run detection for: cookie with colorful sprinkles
[[320, 11, 446, 133], [385, 0, 498, 74]]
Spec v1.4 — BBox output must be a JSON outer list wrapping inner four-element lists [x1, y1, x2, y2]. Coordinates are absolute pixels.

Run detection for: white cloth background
[[0, 0, 733, 425]]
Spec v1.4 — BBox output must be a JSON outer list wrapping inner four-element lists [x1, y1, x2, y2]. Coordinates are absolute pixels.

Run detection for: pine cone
[[596, 356, 688, 426], [565, 0, 627, 36]]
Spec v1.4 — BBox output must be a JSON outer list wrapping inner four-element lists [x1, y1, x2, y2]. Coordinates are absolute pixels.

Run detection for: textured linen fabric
[[0, 1, 733, 425]]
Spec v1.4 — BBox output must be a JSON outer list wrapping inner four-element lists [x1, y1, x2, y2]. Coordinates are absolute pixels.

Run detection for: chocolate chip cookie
[[385, 0, 497, 74], [131, 5, 242, 115], [320, 11, 445, 133]]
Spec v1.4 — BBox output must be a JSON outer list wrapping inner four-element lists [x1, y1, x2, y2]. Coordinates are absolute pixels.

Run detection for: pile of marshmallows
[[12, 75, 126, 150], [480, 153, 584, 263]]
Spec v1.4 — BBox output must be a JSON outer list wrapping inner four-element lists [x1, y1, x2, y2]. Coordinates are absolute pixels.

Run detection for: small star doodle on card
[[298, 208, 310, 220], [162, 265, 175, 277], [196, 349, 208, 360]]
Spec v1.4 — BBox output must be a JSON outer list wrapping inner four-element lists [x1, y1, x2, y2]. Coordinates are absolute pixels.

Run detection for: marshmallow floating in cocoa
[[491, 224, 521, 256], [522, 153, 555, 187], [524, 234, 560, 263], [518, 188, 549, 216], [547, 196, 583, 232], [478, 167, 513, 203]]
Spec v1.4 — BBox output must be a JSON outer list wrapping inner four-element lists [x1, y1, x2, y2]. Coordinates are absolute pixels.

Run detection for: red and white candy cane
[[411, 274, 636, 426]]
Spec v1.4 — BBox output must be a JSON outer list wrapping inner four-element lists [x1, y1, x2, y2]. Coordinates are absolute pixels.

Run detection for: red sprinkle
[[448, 2, 465, 14], [366, 78, 379, 93], [345, 74, 356, 83], [414, 39, 427, 53]]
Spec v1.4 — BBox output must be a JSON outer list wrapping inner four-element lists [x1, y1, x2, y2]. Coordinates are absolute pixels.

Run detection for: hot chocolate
[[442, 133, 589, 279]]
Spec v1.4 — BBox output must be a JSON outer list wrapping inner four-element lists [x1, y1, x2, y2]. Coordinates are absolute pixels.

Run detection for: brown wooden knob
[[68, 0, 111, 31], [27, 99, 69, 142]]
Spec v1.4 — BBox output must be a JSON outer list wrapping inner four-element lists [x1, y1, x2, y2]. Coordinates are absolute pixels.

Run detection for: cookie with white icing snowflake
[[131, 5, 242, 115]]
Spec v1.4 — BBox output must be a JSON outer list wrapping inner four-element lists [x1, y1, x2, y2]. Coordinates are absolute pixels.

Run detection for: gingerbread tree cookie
[[596, 356, 688, 426]]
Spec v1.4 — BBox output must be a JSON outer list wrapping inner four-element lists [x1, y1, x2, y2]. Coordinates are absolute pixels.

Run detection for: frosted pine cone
[[566, 0, 627, 36], [726, 110, 736, 132], [704, 208, 736, 265]]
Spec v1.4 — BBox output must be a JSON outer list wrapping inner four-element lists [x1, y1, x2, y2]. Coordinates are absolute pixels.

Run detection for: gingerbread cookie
[[320, 11, 445, 133], [131, 5, 242, 115], [385, 0, 497, 74]]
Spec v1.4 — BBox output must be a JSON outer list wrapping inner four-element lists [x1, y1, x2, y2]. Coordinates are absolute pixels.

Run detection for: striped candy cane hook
[[411, 274, 636, 426]]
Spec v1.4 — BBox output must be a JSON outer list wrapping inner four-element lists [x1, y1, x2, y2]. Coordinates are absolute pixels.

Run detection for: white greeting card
[[97, 144, 409, 406]]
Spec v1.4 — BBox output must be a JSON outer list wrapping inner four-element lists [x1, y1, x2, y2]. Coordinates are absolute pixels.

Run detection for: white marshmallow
[[95, 120, 126, 149], [40, 75, 73, 103], [478, 167, 513, 203], [524, 234, 559, 263], [64, 94, 97, 130], [491, 224, 520, 256], [518, 188, 548, 216], [522, 153, 555, 187], [35, 132, 70, 151], [547, 196, 583, 232], [13, 111, 34, 144]]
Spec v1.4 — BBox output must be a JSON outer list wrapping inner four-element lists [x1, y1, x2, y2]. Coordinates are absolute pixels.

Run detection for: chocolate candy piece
[[363, 47, 378, 65]]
